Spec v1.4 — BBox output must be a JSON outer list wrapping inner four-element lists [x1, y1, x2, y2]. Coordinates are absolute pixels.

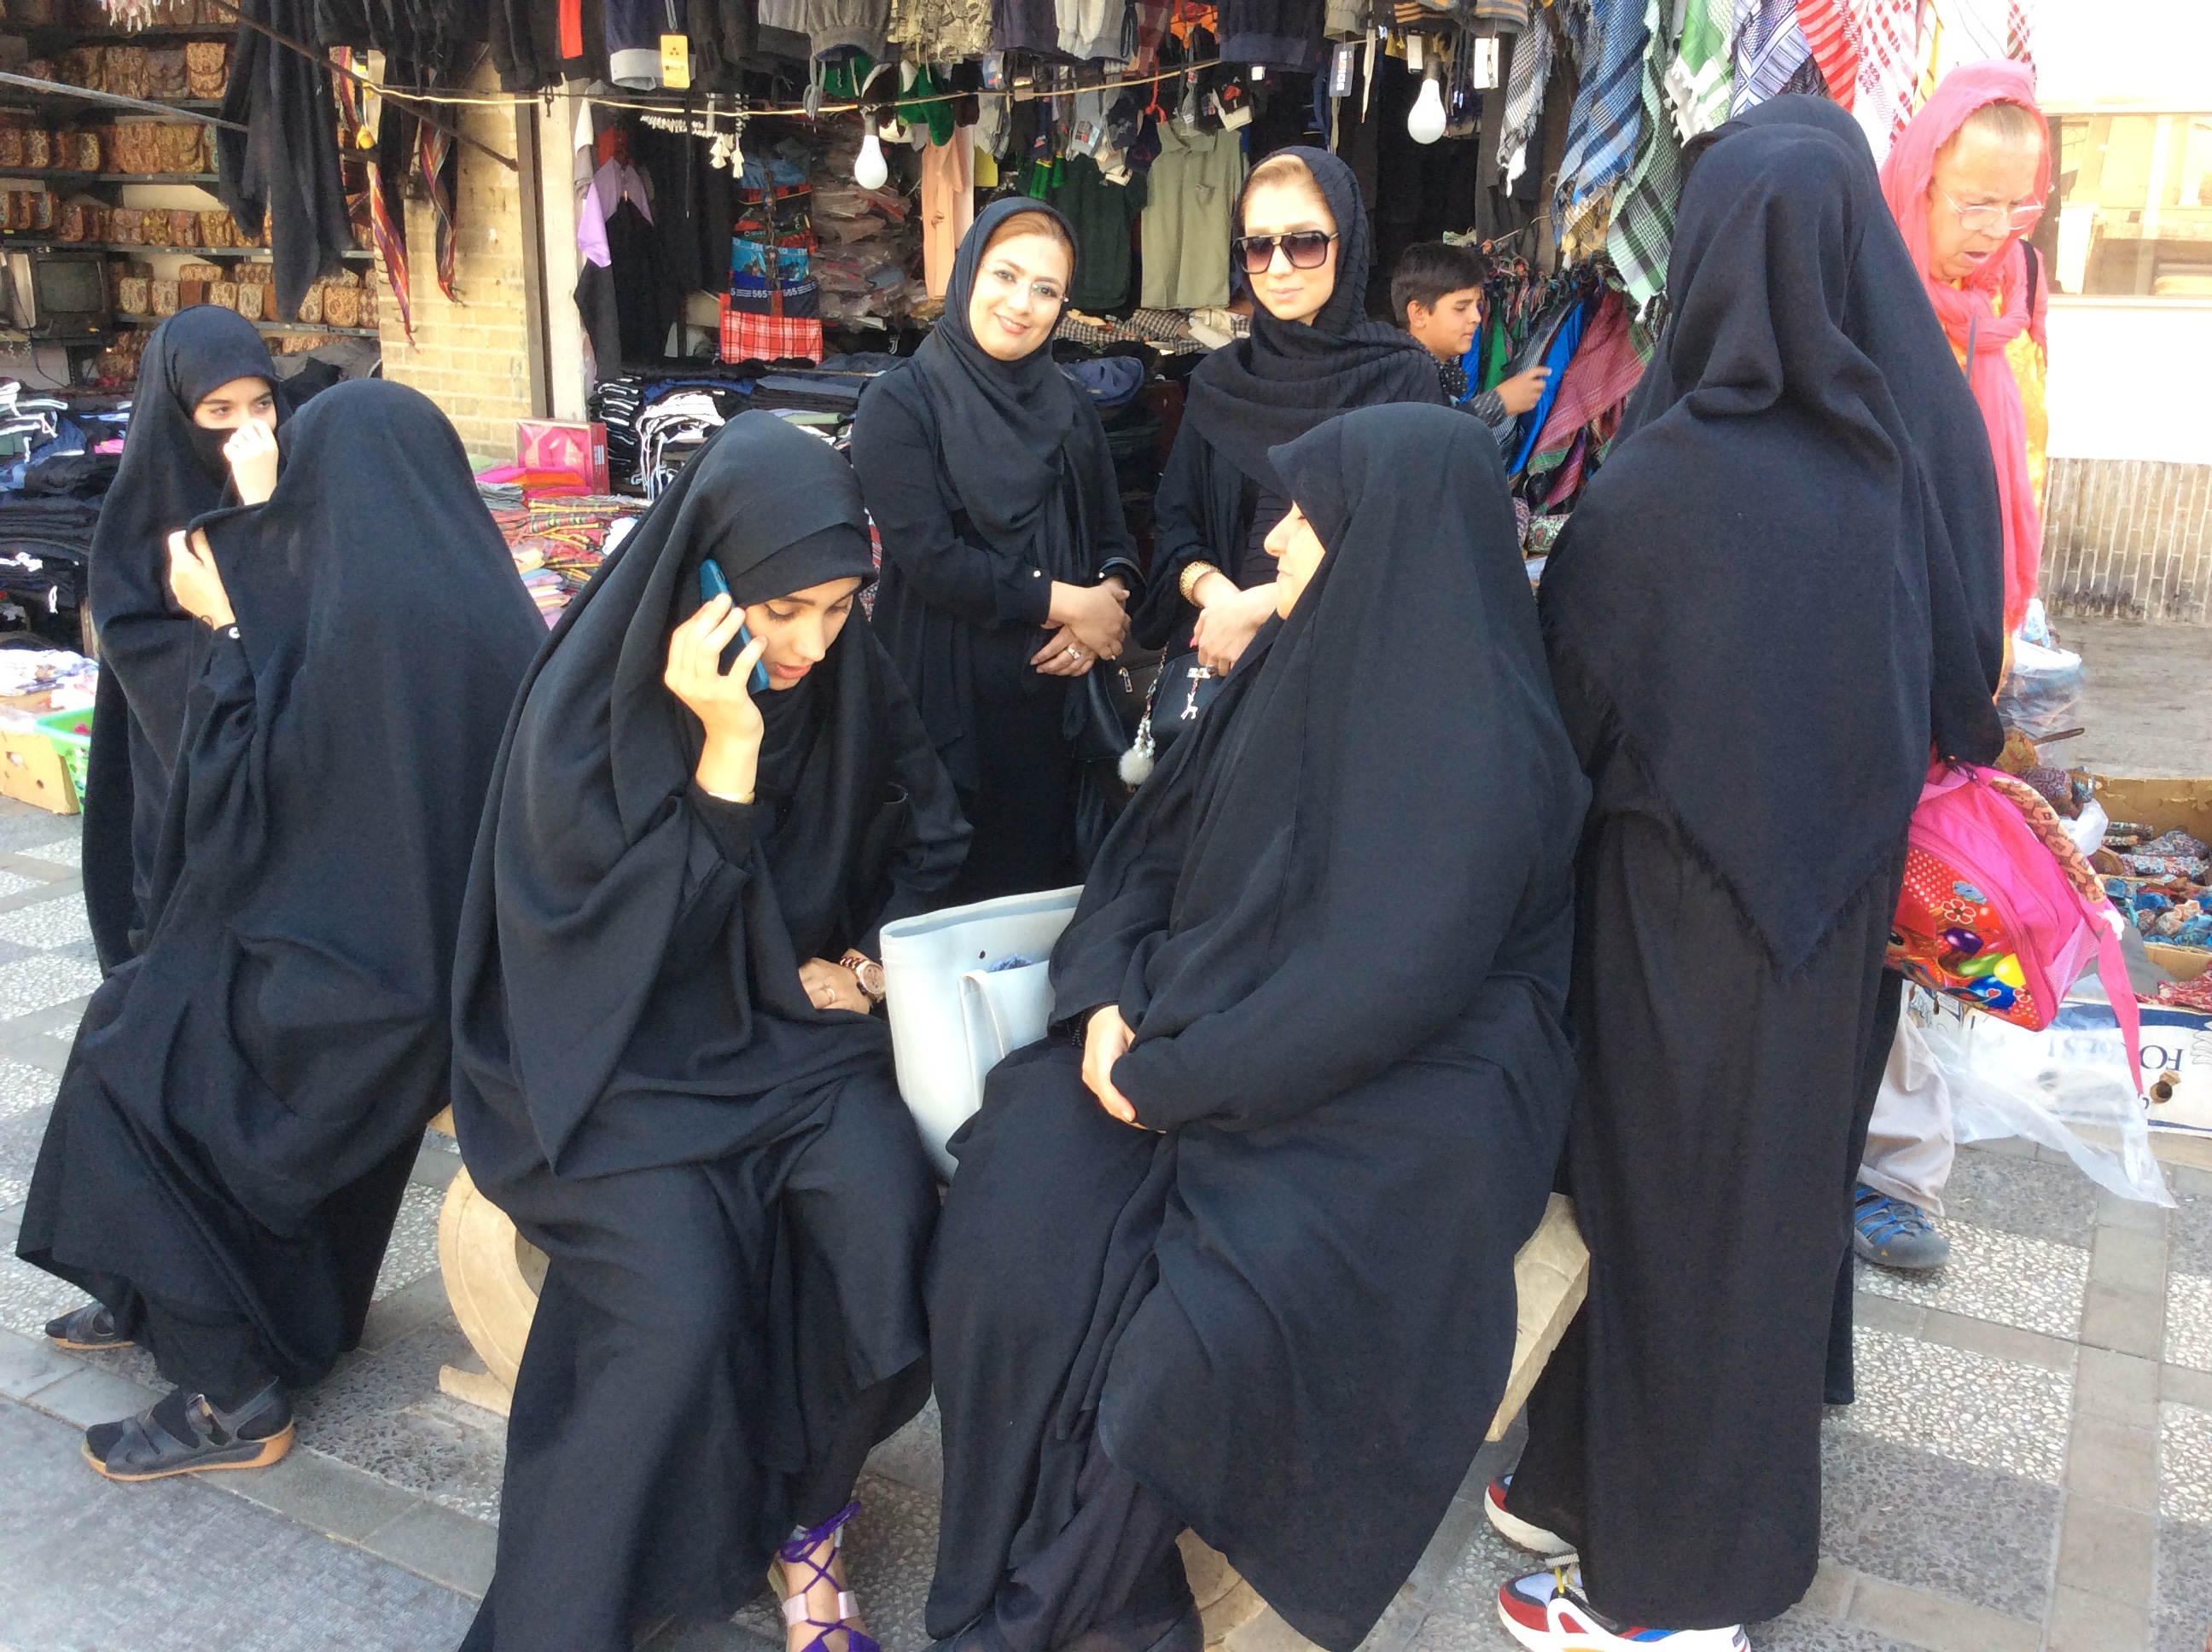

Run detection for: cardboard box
[[516, 420, 608, 494], [0, 730, 77, 813]]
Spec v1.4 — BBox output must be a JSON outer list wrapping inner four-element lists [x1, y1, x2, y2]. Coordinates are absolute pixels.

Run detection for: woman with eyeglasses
[[1842, 63, 2052, 1302], [852, 198, 1143, 900], [1134, 147, 1442, 677]]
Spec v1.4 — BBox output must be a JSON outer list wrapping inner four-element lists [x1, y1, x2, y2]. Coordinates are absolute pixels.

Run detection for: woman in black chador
[[82, 305, 288, 971], [927, 402, 1587, 1652], [450, 411, 969, 1652], [19, 379, 542, 1477], [1134, 147, 1441, 675], [1491, 100, 2005, 1652], [852, 196, 1140, 900]]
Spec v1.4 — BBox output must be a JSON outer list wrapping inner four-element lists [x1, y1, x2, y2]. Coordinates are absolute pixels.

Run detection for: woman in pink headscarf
[[1849, 61, 2051, 1288], [1879, 60, 2051, 636]]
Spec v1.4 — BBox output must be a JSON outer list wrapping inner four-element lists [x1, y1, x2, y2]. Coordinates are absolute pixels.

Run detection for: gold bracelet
[[1178, 560, 1220, 605]]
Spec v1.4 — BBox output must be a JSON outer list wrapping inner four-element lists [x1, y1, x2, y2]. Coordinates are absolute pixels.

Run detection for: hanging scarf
[[1879, 59, 2050, 632], [1181, 147, 1441, 493]]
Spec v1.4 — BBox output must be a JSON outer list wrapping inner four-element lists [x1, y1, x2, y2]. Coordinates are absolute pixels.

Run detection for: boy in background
[[1392, 241, 1550, 449]]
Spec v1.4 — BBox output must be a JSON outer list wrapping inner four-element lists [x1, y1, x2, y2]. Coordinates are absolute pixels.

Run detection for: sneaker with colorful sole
[[1484, 1475, 1578, 1563], [1496, 1565, 1748, 1650]]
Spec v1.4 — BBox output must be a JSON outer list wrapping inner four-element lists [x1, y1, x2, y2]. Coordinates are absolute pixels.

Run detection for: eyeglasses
[[1935, 187, 2043, 236], [1232, 230, 1338, 274]]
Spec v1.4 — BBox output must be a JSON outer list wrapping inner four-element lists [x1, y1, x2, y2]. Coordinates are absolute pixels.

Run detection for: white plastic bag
[[880, 887, 1081, 1177], [1914, 991, 2174, 1207], [1995, 636, 2085, 742]]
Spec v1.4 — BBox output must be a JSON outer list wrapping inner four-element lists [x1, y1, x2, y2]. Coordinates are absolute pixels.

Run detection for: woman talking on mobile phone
[[450, 412, 969, 1652]]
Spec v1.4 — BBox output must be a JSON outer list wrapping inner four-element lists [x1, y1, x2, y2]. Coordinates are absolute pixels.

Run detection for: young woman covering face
[[449, 412, 968, 1652], [23, 379, 543, 1485], [853, 198, 1143, 900], [1132, 147, 1441, 682], [925, 403, 1586, 1652], [79, 305, 290, 973]]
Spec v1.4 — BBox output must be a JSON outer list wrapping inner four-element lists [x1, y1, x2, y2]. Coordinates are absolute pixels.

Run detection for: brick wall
[[374, 66, 536, 466], [2041, 457, 2212, 625]]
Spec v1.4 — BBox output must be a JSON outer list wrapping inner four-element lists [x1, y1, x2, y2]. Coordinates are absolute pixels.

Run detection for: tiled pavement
[[0, 798, 2208, 1652]]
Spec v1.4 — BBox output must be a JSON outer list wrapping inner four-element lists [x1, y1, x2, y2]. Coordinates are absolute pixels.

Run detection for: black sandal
[[81, 1382, 294, 1482], [45, 1302, 132, 1352]]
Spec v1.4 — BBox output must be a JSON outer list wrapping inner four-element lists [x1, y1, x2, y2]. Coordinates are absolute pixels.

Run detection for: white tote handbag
[[879, 886, 1083, 1176]]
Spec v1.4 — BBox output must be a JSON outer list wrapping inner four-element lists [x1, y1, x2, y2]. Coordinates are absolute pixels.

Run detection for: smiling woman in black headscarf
[[851, 196, 1140, 901], [1489, 99, 2005, 1652], [926, 402, 1586, 1652], [1133, 147, 1441, 674], [450, 411, 968, 1652], [19, 379, 541, 1480], [82, 305, 291, 971]]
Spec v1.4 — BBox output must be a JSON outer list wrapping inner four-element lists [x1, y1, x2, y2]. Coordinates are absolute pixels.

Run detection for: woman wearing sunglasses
[[1842, 62, 2051, 1307], [1134, 147, 1441, 676]]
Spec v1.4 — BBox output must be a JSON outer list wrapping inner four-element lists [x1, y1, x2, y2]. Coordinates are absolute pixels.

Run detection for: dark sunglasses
[[1233, 230, 1338, 274]]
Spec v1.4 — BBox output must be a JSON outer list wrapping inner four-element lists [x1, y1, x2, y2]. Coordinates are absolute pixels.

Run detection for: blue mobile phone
[[698, 557, 771, 693]]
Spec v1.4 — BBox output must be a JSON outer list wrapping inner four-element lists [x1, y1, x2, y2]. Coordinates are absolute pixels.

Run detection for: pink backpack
[[1888, 760, 2142, 1084]]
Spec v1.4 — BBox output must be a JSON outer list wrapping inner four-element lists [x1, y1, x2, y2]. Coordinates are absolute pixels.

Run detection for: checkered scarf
[[1795, 0, 1860, 110], [1665, 0, 1734, 138], [1849, 0, 1921, 164], [1554, 0, 1653, 259], [1729, 0, 1810, 113], [1607, 0, 1683, 305], [1497, 8, 1554, 187]]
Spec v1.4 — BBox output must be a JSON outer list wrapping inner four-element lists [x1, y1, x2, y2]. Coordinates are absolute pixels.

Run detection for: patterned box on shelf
[[199, 207, 235, 247], [142, 206, 172, 246], [154, 125, 203, 173], [234, 282, 261, 320], [296, 282, 323, 323], [55, 201, 87, 241], [177, 277, 209, 309], [105, 46, 151, 101], [0, 130, 24, 170], [81, 201, 109, 240], [208, 278, 236, 310], [148, 49, 189, 98], [61, 130, 101, 172], [115, 276, 150, 317], [178, 260, 222, 283], [323, 285, 360, 328], [22, 131, 50, 170], [56, 47, 100, 90], [20, 193, 54, 232], [166, 207, 198, 243], [185, 42, 229, 99], [149, 278, 179, 317]]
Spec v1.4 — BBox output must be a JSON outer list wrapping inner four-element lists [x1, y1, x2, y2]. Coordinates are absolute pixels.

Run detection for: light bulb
[[854, 127, 888, 189], [1406, 67, 1446, 144]]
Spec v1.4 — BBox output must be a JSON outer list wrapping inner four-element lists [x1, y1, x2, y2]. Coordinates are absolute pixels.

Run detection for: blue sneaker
[[1852, 1183, 1950, 1271]]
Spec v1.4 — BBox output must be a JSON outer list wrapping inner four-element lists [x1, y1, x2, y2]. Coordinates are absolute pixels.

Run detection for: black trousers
[[1505, 800, 1906, 1630]]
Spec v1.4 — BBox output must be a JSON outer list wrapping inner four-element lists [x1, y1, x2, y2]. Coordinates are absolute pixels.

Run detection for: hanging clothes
[[1053, 154, 1145, 311], [853, 197, 1140, 901], [217, 0, 355, 323], [1878, 59, 2051, 632], [1729, 0, 1811, 113], [82, 308, 284, 971], [451, 411, 964, 1652], [1605, 0, 1684, 305], [927, 402, 1586, 1652], [1552, 0, 1650, 259], [1138, 148, 1442, 652], [1136, 121, 1246, 311], [921, 129, 977, 301], [1500, 97, 2005, 1629], [20, 381, 541, 1413]]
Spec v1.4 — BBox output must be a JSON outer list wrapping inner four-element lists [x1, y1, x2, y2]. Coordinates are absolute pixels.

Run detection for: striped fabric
[[1497, 8, 1555, 187], [1608, 0, 1683, 304], [1795, 0, 1859, 109], [1665, 0, 1734, 138], [1729, 0, 1809, 114], [1851, 0, 1922, 165], [1553, 0, 1652, 259]]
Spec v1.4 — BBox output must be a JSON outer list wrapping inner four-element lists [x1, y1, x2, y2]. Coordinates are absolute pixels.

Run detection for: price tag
[[660, 33, 691, 89], [1472, 36, 1500, 89]]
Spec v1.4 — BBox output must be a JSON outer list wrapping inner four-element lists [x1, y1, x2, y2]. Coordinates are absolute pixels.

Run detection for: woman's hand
[[666, 593, 769, 800], [1494, 364, 1551, 418], [1046, 579, 1130, 662], [166, 528, 235, 628], [223, 420, 280, 505], [798, 957, 871, 1014], [1190, 580, 1278, 673], [1082, 1004, 1143, 1126], [1030, 624, 1098, 678]]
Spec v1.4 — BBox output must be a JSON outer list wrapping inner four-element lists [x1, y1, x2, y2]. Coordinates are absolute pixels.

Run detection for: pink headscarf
[[1878, 60, 2051, 633]]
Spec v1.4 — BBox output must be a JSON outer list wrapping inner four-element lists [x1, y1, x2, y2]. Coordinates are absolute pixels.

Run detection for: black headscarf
[[69, 379, 541, 1236], [451, 411, 969, 1184], [1540, 100, 2005, 972], [1179, 147, 1442, 494], [84, 306, 282, 969], [1078, 401, 1586, 1126]]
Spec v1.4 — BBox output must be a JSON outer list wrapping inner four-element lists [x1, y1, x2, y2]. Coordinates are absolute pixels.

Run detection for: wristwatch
[[841, 951, 887, 1003], [1178, 560, 1221, 605]]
